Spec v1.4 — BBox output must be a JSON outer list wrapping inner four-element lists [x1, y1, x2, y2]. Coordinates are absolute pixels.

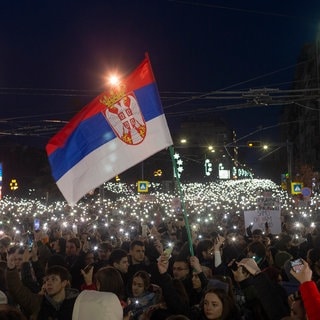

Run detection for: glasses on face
[[173, 267, 189, 271]]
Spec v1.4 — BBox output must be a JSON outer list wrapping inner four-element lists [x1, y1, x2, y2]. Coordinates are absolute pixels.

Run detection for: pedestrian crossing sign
[[137, 181, 149, 193], [291, 182, 303, 195]]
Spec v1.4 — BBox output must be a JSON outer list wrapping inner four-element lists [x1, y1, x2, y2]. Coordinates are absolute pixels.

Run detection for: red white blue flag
[[46, 56, 173, 205]]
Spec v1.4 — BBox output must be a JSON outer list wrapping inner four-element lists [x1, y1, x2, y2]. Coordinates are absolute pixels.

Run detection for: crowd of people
[[0, 179, 319, 319]]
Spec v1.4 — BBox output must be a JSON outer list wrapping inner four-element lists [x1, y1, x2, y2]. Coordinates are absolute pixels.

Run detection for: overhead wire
[[169, 0, 318, 21]]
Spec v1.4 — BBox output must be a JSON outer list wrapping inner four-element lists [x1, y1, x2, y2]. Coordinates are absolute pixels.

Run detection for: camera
[[229, 260, 238, 271]]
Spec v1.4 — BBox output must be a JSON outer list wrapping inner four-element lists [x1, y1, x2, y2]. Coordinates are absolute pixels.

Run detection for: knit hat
[[274, 251, 293, 269]]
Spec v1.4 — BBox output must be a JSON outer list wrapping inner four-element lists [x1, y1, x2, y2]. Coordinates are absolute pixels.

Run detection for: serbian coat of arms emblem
[[103, 93, 147, 145]]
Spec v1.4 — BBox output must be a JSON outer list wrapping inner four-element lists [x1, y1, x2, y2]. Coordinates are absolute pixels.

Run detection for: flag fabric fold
[[46, 56, 173, 205]]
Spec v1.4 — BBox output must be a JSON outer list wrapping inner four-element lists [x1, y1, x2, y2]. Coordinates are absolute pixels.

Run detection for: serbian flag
[[46, 55, 173, 205]]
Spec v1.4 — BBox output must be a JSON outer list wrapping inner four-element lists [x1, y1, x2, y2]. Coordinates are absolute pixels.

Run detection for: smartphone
[[34, 218, 40, 231], [290, 258, 303, 273], [26, 233, 34, 251], [28, 241, 34, 252], [163, 247, 173, 257]]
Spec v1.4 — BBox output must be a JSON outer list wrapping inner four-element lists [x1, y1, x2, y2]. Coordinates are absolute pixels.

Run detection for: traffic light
[[154, 169, 162, 177], [247, 141, 261, 147], [10, 179, 18, 190], [205, 159, 213, 176]]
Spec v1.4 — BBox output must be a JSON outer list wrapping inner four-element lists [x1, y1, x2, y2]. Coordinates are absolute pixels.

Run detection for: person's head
[[165, 316, 190, 320], [196, 240, 214, 261], [247, 241, 266, 265], [97, 242, 113, 261], [275, 233, 293, 251], [43, 265, 71, 301], [274, 251, 293, 270], [201, 288, 237, 320], [109, 249, 129, 274], [251, 229, 263, 242], [207, 275, 234, 301], [131, 270, 150, 297], [0, 236, 11, 255], [52, 237, 66, 255], [66, 238, 80, 257], [46, 254, 68, 271], [172, 259, 190, 280], [129, 240, 145, 264], [306, 248, 320, 267], [165, 315, 190, 320], [50, 226, 62, 241], [13, 248, 24, 271], [84, 250, 95, 266], [262, 266, 282, 283], [192, 272, 202, 290], [95, 266, 124, 299]]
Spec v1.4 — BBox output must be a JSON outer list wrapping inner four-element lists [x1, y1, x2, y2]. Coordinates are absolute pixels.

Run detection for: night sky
[[1, 1, 320, 187]]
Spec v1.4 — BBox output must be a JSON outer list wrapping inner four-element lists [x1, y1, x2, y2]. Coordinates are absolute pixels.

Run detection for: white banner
[[244, 210, 281, 234]]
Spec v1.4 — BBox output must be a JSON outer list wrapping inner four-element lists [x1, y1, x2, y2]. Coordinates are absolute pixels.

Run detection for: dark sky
[[1, 1, 320, 149]]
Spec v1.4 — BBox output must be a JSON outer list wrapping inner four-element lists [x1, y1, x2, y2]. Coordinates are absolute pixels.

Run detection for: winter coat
[[299, 281, 320, 320], [6, 267, 78, 320], [238, 272, 289, 320], [126, 291, 158, 320], [37, 288, 78, 320]]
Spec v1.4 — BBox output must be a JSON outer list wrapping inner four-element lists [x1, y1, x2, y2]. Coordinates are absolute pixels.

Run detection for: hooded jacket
[[72, 290, 123, 320]]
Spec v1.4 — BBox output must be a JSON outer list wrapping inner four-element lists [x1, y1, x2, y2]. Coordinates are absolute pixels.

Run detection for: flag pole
[[169, 145, 194, 256]]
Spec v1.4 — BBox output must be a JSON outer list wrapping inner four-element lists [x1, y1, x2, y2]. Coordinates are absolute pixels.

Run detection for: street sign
[[301, 187, 312, 197], [137, 181, 149, 193], [291, 182, 303, 195]]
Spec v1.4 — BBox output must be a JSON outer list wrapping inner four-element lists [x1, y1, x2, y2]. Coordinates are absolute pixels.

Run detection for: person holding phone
[[290, 259, 320, 320]]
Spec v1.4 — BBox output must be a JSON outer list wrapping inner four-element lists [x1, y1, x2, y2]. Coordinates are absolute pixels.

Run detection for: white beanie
[[72, 290, 123, 320]]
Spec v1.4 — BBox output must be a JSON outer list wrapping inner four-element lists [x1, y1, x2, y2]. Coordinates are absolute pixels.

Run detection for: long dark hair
[[201, 288, 240, 320], [95, 266, 125, 299]]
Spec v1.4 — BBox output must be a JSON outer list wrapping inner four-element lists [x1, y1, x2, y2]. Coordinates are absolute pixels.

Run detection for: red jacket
[[299, 281, 320, 320]]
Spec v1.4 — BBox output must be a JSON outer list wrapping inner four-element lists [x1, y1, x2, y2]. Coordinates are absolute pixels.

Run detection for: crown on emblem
[[100, 84, 127, 108]]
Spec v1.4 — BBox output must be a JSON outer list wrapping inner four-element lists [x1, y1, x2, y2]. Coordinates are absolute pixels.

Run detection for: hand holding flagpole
[[169, 146, 194, 256]]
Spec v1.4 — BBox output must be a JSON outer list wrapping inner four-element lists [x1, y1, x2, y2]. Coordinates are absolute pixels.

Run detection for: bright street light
[[106, 74, 121, 86]]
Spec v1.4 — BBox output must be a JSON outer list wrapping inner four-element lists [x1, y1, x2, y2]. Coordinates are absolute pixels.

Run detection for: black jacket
[[37, 288, 78, 320], [238, 272, 289, 320]]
